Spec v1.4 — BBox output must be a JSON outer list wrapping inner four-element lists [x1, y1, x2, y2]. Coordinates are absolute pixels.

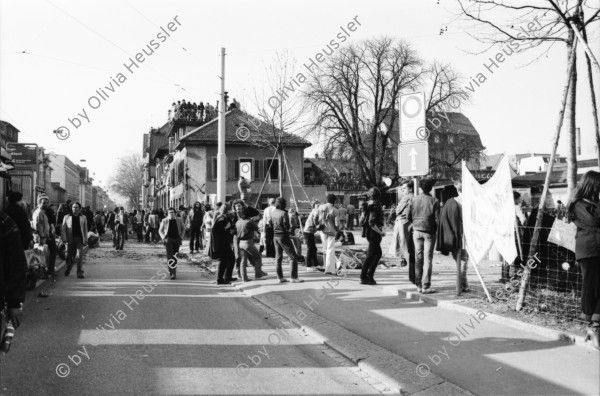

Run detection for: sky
[[1, 0, 599, 195]]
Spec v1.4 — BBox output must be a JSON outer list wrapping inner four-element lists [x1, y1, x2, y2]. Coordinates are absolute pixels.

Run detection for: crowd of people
[[3, 175, 598, 352]]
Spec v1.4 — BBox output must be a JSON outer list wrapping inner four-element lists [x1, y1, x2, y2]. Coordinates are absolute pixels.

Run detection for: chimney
[[576, 127, 581, 156]]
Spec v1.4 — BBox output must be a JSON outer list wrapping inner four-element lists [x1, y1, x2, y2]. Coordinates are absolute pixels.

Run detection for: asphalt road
[[0, 239, 385, 396]]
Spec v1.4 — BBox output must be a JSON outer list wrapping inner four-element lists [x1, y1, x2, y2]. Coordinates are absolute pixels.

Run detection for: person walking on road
[[61, 202, 88, 279], [360, 187, 385, 285], [567, 171, 600, 350], [318, 194, 340, 274], [159, 207, 185, 280], [270, 198, 303, 283], [409, 178, 439, 294]]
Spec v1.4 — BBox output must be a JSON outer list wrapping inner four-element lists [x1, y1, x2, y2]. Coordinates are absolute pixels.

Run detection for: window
[[211, 157, 217, 180], [264, 159, 279, 180]]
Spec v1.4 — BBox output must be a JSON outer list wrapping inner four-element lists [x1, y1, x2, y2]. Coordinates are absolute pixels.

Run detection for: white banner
[[462, 156, 518, 265]]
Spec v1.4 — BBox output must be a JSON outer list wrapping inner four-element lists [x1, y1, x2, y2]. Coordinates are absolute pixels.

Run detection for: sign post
[[398, 92, 429, 178]]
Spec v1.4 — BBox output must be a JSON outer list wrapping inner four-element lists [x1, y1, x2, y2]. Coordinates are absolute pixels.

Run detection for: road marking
[[154, 367, 379, 395], [78, 329, 316, 345]]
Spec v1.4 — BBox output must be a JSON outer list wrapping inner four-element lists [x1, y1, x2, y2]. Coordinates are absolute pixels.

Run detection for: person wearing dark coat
[[3, 192, 33, 249], [436, 184, 469, 292], [187, 202, 204, 254], [567, 171, 600, 350], [0, 210, 27, 331], [211, 202, 237, 284]]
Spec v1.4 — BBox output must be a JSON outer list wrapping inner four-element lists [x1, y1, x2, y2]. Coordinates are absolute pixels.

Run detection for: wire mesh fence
[[467, 222, 583, 323]]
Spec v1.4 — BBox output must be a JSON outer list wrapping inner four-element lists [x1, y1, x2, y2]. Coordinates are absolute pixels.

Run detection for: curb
[[233, 281, 475, 396], [378, 283, 594, 350]]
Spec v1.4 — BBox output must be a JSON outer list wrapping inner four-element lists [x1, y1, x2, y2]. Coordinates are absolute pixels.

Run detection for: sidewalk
[[212, 230, 600, 396]]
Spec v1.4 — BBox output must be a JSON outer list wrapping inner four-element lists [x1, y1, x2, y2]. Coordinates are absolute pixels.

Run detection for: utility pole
[[217, 48, 226, 203]]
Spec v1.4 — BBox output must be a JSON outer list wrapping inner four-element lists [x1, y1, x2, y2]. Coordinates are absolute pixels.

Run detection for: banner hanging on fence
[[462, 156, 518, 265]]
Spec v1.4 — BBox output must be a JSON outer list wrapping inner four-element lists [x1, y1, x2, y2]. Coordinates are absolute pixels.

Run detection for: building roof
[[180, 108, 311, 148], [149, 127, 169, 160]]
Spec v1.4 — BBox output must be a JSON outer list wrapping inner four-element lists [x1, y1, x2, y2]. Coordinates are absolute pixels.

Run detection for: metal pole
[[216, 47, 227, 203]]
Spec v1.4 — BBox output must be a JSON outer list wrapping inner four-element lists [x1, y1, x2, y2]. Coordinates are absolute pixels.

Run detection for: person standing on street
[[303, 200, 321, 271], [409, 178, 439, 294], [398, 181, 416, 281], [188, 202, 204, 254], [235, 203, 266, 282], [567, 171, 600, 350], [0, 210, 27, 336], [114, 207, 128, 250], [338, 203, 347, 231], [61, 202, 88, 278], [4, 192, 33, 252], [317, 194, 340, 274], [437, 184, 469, 292], [212, 202, 236, 284], [346, 203, 356, 230], [361, 187, 385, 285], [263, 198, 276, 258], [270, 197, 303, 283], [159, 207, 185, 280], [32, 196, 53, 271], [44, 203, 58, 277]]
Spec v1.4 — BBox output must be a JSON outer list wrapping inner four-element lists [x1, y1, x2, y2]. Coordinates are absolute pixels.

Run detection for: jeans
[[189, 226, 203, 251], [66, 236, 85, 275], [451, 249, 469, 289], [164, 237, 181, 275], [239, 240, 263, 278], [361, 232, 382, 280], [413, 230, 436, 289], [303, 232, 318, 267], [274, 234, 299, 279], [320, 232, 337, 273], [115, 224, 126, 250], [399, 222, 416, 284], [347, 214, 354, 230]]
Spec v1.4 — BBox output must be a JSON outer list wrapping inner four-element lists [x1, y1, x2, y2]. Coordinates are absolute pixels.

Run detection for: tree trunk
[[565, 31, 578, 199], [278, 151, 283, 197]]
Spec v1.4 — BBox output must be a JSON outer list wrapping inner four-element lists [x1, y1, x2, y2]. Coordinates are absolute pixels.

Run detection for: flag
[[462, 156, 518, 265]]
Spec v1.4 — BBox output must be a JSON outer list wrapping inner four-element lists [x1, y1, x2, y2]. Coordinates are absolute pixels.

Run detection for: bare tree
[[108, 153, 144, 210], [455, 0, 600, 190], [239, 50, 311, 200], [304, 37, 471, 188], [454, 0, 600, 310]]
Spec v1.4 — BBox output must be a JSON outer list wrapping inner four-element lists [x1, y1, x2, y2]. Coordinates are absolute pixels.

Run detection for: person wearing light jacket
[[159, 207, 186, 280], [303, 201, 321, 271]]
